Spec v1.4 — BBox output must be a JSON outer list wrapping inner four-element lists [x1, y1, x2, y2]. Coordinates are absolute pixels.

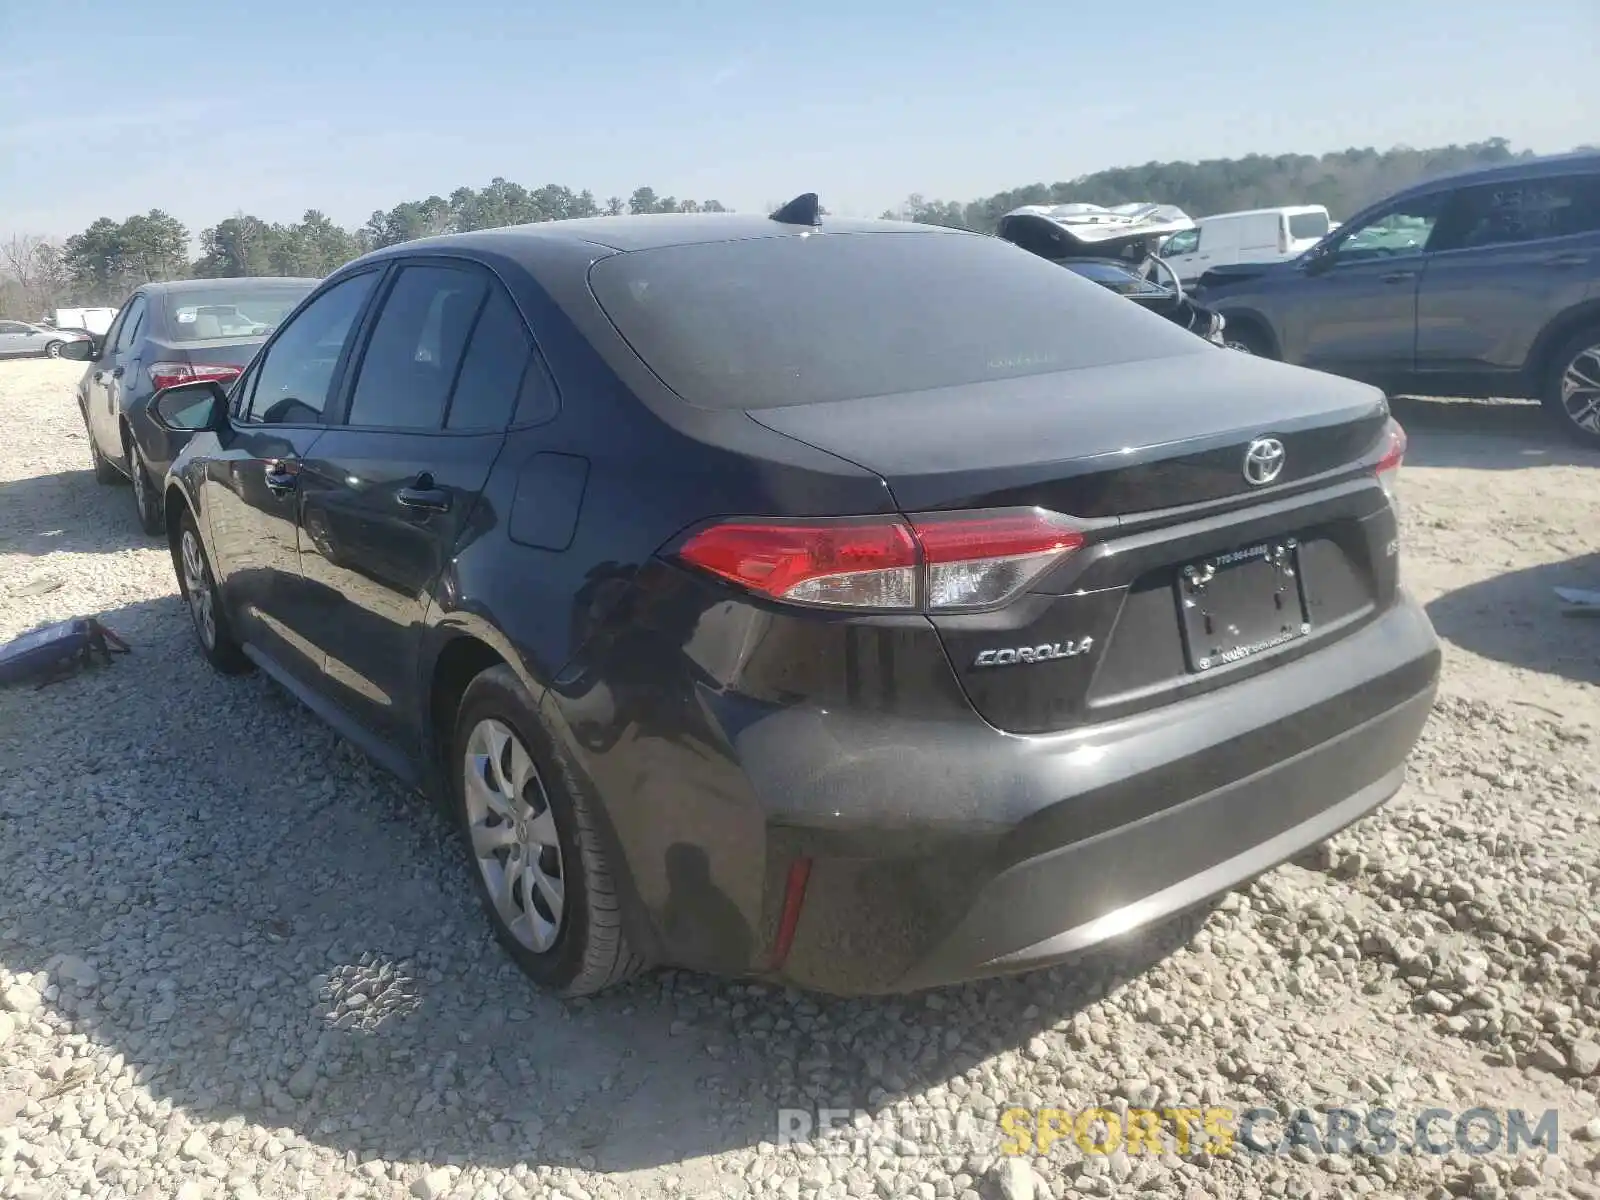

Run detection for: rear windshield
[[588, 231, 1206, 409], [1288, 211, 1331, 240], [163, 284, 315, 342]]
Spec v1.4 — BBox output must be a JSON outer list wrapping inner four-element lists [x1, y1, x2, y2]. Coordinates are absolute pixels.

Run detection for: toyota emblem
[[1242, 436, 1286, 486]]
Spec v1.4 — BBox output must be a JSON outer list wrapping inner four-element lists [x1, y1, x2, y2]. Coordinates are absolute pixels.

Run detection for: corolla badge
[[1242, 436, 1286, 486], [973, 638, 1093, 668]]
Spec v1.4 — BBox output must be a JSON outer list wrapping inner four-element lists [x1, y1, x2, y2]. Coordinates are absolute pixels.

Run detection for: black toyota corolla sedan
[[60, 277, 318, 534], [149, 198, 1440, 996]]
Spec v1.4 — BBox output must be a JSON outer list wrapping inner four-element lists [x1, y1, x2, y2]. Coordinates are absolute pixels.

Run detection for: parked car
[[59, 277, 318, 533], [1192, 153, 1600, 445], [0, 320, 92, 359], [1159, 206, 1332, 283], [150, 199, 1439, 997], [996, 203, 1228, 344]]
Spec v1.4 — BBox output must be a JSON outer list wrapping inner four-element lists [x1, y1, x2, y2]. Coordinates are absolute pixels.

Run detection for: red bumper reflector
[[769, 857, 814, 971]]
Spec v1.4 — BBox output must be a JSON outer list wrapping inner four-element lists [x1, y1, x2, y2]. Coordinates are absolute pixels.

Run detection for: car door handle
[[264, 461, 300, 495], [1542, 252, 1589, 268], [397, 475, 451, 512], [1379, 270, 1415, 283]]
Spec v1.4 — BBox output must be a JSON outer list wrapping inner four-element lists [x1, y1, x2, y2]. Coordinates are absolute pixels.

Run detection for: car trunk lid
[[749, 352, 1398, 735], [746, 350, 1388, 516]]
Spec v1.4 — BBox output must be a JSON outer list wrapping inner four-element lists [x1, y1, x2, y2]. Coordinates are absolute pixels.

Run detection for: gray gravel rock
[[1, 368, 1598, 1199]]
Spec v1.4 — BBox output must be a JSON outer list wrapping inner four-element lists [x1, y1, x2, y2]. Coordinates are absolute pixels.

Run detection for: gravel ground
[[1, 357, 1598, 1200]]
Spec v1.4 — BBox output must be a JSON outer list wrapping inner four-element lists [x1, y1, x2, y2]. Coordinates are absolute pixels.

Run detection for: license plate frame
[[1176, 538, 1311, 673]]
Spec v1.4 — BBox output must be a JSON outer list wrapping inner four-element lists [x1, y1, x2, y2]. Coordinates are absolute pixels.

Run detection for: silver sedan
[[0, 320, 93, 359]]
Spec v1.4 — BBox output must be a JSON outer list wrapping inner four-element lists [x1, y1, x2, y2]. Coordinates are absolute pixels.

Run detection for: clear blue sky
[[0, 0, 1593, 242]]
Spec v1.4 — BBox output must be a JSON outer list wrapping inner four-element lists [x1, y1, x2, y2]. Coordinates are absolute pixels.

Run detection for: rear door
[[1414, 171, 1600, 392], [295, 259, 524, 748]]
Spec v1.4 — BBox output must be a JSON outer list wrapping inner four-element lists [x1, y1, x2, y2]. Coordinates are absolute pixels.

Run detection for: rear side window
[[1435, 174, 1600, 251], [445, 284, 535, 430], [1288, 211, 1330, 240], [589, 231, 1205, 409], [115, 295, 147, 352], [347, 265, 488, 429]]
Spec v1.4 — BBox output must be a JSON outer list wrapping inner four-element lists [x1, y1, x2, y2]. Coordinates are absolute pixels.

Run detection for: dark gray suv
[[1194, 153, 1600, 446]]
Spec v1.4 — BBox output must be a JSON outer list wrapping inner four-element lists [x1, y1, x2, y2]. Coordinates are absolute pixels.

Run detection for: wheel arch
[[1217, 306, 1282, 358], [1528, 300, 1600, 393]]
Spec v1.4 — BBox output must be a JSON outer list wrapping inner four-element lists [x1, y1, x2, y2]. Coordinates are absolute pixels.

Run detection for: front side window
[[0, 322, 28, 335], [346, 265, 488, 430], [1288, 211, 1331, 241], [1328, 194, 1446, 264], [243, 271, 378, 425], [1163, 229, 1200, 256]]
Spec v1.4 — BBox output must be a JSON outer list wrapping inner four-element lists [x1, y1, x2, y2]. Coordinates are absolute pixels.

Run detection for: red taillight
[[676, 507, 1085, 612], [149, 362, 242, 391], [1376, 417, 1406, 502]]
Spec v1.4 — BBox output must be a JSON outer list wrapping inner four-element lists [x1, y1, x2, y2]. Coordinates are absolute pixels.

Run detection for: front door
[[295, 261, 529, 748], [85, 292, 146, 462], [0, 322, 33, 356], [1277, 192, 1447, 390], [200, 269, 383, 689]]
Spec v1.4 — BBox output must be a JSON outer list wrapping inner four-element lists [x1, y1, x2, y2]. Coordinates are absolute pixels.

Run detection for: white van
[[1159, 205, 1332, 283]]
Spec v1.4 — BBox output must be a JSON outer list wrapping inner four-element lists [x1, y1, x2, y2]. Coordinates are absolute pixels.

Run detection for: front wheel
[[451, 665, 648, 996], [176, 512, 250, 674], [1543, 327, 1600, 448], [1223, 323, 1274, 357], [44, 341, 62, 359]]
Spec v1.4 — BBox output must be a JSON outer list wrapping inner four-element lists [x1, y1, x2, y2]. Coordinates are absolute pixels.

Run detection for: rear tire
[[1542, 325, 1600, 449], [176, 511, 250, 674], [128, 439, 163, 536], [450, 665, 648, 996]]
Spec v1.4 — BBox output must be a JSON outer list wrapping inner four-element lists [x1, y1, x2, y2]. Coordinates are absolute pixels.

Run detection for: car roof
[[136, 277, 321, 296], [1198, 205, 1327, 221], [359, 212, 968, 264], [1391, 151, 1600, 201]]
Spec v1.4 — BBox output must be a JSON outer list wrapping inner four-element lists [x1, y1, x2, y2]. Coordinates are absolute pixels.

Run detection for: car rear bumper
[[750, 595, 1439, 994]]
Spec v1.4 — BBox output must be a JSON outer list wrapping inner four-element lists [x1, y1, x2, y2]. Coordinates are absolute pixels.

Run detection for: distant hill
[[882, 137, 1548, 231]]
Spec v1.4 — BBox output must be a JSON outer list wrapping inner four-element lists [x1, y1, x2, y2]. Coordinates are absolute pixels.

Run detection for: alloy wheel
[[131, 446, 152, 520], [180, 528, 216, 649], [45, 342, 61, 359], [1560, 343, 1600, 434], [462, 718, 566, 953]]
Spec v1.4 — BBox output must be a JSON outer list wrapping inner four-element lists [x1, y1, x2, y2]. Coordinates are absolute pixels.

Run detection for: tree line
[[0, 182, 728, 314], [0, 138, 1572, 317]]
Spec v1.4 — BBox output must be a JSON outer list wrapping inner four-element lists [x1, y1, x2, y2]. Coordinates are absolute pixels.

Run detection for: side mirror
[[1301, 249, 1336, 276], [56, 339, 96, 361], [150, 380, 230, 433]]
